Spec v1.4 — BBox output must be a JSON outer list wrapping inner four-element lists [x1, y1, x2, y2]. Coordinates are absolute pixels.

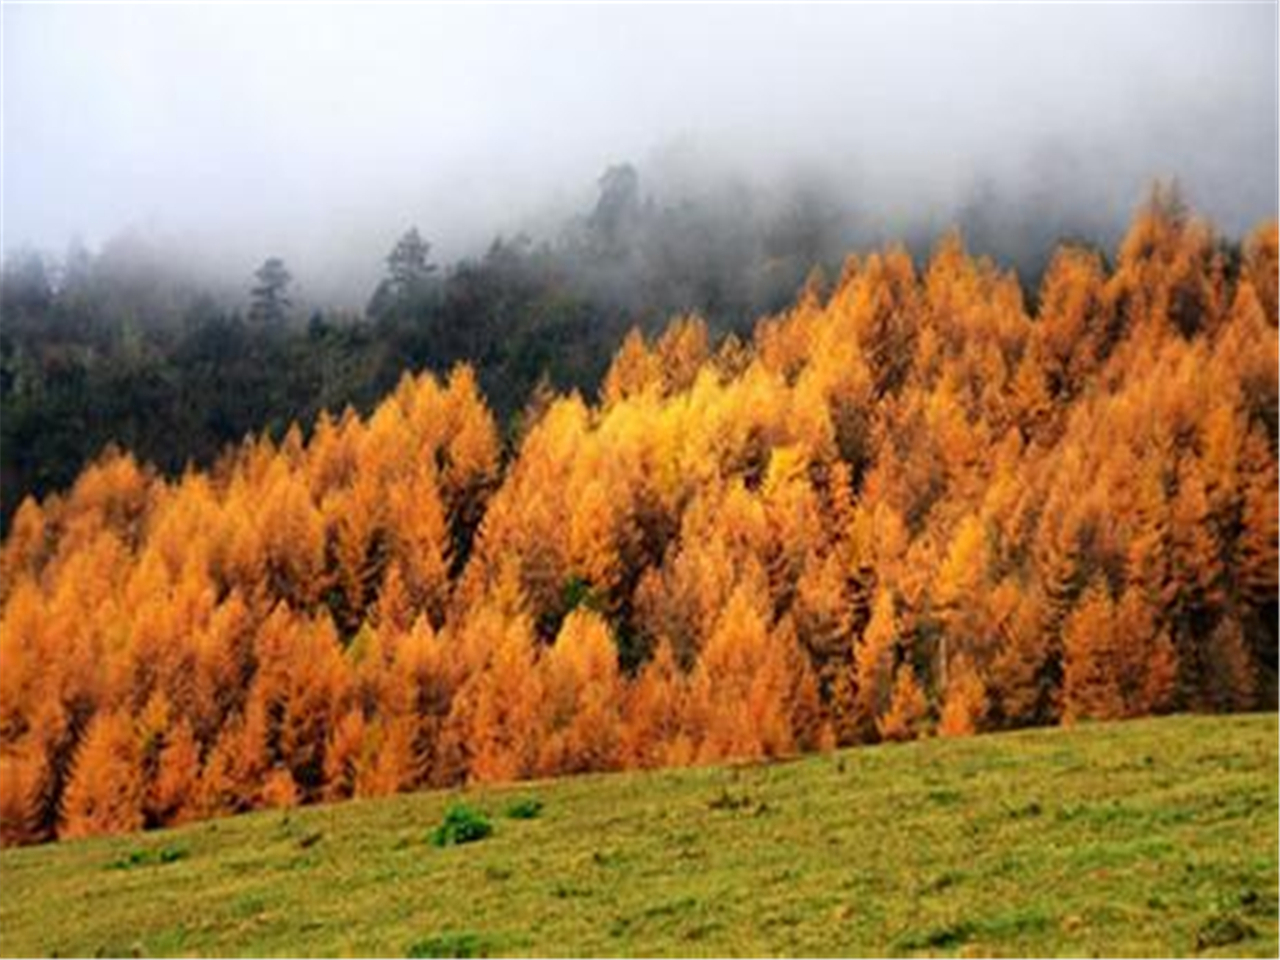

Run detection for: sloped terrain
[[0, 714, 1275, 957]]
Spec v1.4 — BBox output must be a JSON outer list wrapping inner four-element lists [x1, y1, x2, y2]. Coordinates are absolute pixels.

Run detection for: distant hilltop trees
[[368, 228, 439, 322], [248, 257, 292, 326]]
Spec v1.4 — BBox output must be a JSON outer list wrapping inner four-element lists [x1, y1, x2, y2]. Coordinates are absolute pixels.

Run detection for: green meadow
[[1, 714, 1275, 958]]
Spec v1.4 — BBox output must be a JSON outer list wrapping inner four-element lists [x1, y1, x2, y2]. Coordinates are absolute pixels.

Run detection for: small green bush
[[895, 921, 975, 951], [407, 931, 484, 958], [1196, 914, 1255, 950], [505, 798, 543, 820], [107, 845, 187, 870], [429, 804, 492, 847], [707, 787, 752, 812], [297, 830, 323, 850]]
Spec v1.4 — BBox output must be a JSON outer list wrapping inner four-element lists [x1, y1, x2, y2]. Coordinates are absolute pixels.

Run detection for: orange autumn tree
[[689, 586, 798, 763], [539, 609, 625, 775], [1062, 583, 1177, 724], [878, 667, 929, 743], [938, 654, 988, 738], [851, 587, 900, 742], [619, 641, 694, 769], [60, 711, 145, 839]]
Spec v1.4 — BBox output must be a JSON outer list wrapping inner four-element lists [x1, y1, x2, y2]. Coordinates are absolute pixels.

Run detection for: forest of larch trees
[[1, 191, 1276, 846]]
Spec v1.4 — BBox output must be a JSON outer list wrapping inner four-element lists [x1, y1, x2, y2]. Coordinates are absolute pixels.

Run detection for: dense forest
[[0, 164, 855, 529], [0, 164, 1111, 533], [0, 189, 1276, 845]]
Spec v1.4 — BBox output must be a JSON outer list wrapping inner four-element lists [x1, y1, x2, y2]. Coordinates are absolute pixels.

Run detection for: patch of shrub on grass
[[407, 931, 485, 958], [429, 804, 493, 847], [1006, 800, 1043, 819], [505, 798, 543, 820], [895, 920, 975, 951], [1196, 913, 1256, 950], [921, 870, 965, 894], [106, 846, 187, 870], [91, 940, 143, 957], [297, 830, 323, 850], [707, 787, 753, 811]]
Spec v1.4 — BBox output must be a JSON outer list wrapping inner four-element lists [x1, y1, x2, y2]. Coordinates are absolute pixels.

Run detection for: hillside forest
[[0, 188, 1276, 845], [0, 164, 1112, 532]]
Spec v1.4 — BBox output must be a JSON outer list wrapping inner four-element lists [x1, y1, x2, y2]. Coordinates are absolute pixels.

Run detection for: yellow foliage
[[2, 201, 1275, 843]]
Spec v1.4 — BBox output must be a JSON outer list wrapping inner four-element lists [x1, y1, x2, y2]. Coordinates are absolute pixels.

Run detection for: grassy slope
[[0, 714, 1275, 958]]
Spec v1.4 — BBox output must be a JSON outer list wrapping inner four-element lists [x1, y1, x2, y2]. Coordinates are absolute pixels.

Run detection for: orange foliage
[[877, 668, 928, 743], [539, 610, 624, 775], [1063, 584, 1178, 724], [689, 588, 797, 763], [60, 712, 144, 839], [938, 655, 987, 738], [2, 196, 1275, 845], [620, 642, 693, 769]]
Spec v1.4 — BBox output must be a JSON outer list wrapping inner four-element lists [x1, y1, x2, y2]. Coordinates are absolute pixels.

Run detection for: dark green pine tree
[[249, 257, 292, 325]]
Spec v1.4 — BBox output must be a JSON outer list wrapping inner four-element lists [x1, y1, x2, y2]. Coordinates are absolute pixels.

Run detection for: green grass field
[[1, 714, 1276, 957]]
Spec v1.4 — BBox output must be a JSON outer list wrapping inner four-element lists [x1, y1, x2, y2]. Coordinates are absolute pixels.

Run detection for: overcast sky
[[3, 2, 1276, 302]]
